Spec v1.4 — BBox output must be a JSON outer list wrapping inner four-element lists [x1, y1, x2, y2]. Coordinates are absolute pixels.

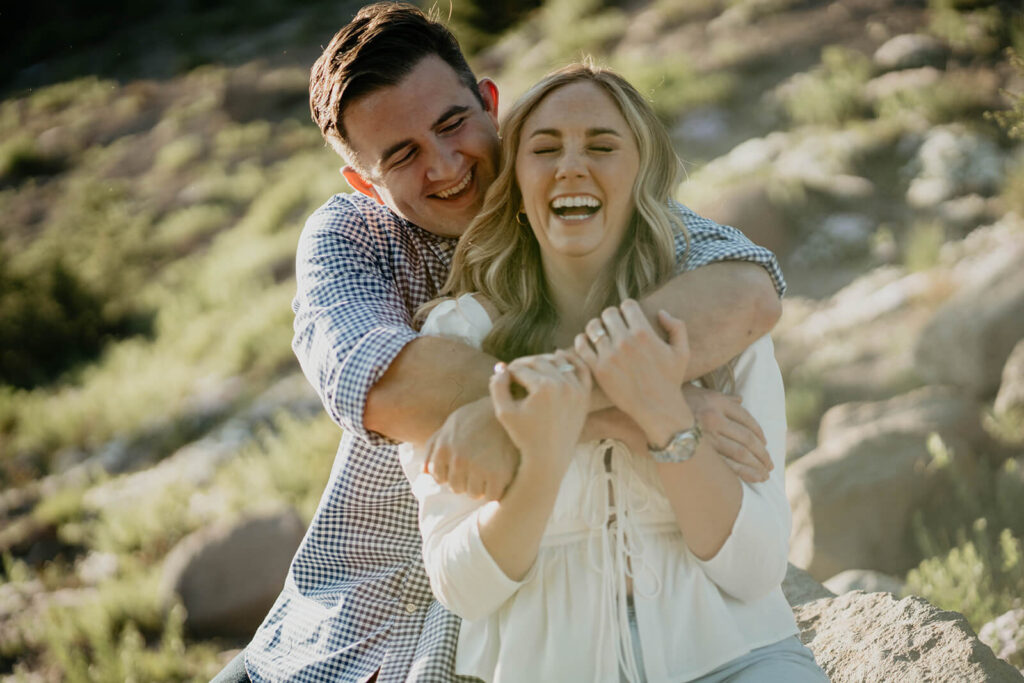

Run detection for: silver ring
[[555, 362, 575, 373], [587, 327, 607, 344]]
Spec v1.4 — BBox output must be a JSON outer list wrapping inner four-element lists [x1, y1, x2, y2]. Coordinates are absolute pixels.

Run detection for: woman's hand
[[573, 300, 694, 448], [489, 350, 591, 473]]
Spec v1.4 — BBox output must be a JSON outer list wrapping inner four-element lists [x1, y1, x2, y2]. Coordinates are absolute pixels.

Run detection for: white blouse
[[399, 294, 798, 683]]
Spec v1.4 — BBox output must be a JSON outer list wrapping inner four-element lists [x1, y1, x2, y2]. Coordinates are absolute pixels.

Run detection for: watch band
[[648, 422, 703, 463]]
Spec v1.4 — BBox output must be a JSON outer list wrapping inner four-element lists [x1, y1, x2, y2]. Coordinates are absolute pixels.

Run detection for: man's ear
[[341, 166, 383, 204], [478, 78, 499, 128]]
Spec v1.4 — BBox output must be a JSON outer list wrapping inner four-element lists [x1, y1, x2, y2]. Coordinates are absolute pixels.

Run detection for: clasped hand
[[573, 300, 693, 448]]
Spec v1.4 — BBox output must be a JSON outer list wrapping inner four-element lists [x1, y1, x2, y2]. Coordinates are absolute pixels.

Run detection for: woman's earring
[[516, 211, 528, 226]]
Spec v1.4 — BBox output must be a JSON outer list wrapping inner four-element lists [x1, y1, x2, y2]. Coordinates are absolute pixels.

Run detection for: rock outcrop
[[794, 590, 1023, 681], [787, 387, 986, 578], [913, 239, 1024, 396], [160, 509, 305, 638]]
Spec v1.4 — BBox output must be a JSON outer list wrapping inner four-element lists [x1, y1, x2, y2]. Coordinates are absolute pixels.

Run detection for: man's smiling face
[[341, 55, 501, 238]]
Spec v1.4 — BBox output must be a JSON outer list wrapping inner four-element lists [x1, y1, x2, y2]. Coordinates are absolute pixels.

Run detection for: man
[[235, 4, 785, 682]]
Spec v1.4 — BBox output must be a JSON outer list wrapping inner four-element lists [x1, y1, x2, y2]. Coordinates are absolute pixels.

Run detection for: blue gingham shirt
[[246, 192, 785, 683]]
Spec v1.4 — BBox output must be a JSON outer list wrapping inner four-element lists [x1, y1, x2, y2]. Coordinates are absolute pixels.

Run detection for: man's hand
[[683, 384, 772, 483], [424, 395, 520, 500]]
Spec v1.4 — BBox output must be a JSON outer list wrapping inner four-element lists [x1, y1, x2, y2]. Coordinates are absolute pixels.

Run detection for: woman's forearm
[[655, 445, 743, 560], [476, 458, 566, 581]]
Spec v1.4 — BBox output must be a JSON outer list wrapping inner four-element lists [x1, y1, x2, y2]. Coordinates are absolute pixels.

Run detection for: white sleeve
[[692, 335, 791, 601], [398, 295, 525, 620]]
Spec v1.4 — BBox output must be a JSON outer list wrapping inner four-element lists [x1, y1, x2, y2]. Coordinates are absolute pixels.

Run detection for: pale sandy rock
[[794, 591, 1023, 681]]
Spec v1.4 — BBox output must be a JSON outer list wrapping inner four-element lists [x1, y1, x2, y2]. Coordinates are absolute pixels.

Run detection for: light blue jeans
[[621, 601, 829, 682]]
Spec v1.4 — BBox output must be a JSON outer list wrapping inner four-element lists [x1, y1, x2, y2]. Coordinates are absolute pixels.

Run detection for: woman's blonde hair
[[423, 63, 697, 366]]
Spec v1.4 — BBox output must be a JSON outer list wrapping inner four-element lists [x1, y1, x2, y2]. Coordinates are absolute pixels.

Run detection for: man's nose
[[425, 140, 461, 181]]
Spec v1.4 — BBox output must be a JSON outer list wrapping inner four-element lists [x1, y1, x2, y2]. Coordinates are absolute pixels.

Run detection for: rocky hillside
[[1, 0, 1023, 680]]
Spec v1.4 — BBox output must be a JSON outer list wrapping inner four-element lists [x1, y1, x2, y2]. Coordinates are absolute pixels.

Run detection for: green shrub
[[0, 251, 142, 389], [440, 0, 542, 55], [907, 521, 1024, 627], [907, 435, 1024, 629], [34, 573, 222, 683], [778, 46, 872, 126], [0, 135, 65, 183], [217, 412, 340, 522], [542, 0, 629, 61], [986, 48, 1024, 141], [785, 379, 825, 435], [614, 56, 736, 122], [875, 72, 997, 125], [904, 220, 946, 272], [928, 0, 1008, 56]]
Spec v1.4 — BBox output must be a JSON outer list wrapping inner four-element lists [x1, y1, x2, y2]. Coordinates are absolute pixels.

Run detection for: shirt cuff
[[331, 325, 420, 446], [692, 483, 787, 602]]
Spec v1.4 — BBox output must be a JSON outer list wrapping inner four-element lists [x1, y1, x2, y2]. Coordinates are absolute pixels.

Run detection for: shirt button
[[405, 602, 417, 614]]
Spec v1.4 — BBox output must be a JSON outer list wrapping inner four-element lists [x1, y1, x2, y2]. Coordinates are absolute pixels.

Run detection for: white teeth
[[434, 170, 472, 199], [551, 195, 600, 209]]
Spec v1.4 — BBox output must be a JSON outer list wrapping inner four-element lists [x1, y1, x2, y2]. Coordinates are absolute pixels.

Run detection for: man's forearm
[[364, 336, 498, 444], [639, 262, 781, 380]]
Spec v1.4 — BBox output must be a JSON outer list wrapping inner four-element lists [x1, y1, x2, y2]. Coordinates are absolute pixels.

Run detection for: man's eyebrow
[[526, 127, 623, 138], [378, 105, 471, 168]]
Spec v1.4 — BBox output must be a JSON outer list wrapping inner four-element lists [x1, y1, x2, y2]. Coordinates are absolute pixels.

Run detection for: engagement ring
[[587, 327, 607, 343], [555, 362, 575, 373]]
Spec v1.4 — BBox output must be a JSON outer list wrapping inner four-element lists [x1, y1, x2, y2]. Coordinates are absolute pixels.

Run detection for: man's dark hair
[[310, 2, 481, 162]]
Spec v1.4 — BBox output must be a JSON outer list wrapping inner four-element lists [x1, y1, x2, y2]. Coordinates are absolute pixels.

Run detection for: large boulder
[[788, 387, 986, 579], [913, 240, 1024, 397], [160, 509, 305, 638], [794, 591, 1023, 681]]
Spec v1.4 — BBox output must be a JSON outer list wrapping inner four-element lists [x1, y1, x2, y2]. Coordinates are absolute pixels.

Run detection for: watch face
[[652, 428, 700, 463]]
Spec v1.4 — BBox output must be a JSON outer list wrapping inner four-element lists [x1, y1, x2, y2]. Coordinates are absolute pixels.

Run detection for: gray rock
[[914, 244, 1024, 397], [823, 569, 904, 596], [996, 340, 1024, 417], [790, 214, 874, 268], [788, 387, 986, 579], [688, 181, 789, 254], [980, 609, 1024, 671], [874, 34, 947, 71], [160, 509, 306, 638], [783, 563, 836, 608], [794, 591, 1023, 681], [904, 125, 1005, 207], [864, 66, 942, 102], [938, 194, 997, 233]]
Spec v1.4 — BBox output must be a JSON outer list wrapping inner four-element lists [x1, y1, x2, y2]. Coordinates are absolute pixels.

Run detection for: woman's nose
[[555, 150, 587, 180]]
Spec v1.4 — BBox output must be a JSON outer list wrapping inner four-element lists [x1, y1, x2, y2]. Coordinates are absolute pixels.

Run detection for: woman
[[400, 64, 826, 682]]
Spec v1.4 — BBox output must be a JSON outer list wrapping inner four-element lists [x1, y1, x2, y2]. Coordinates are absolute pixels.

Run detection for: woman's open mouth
[[550, 195, 601, 221]]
